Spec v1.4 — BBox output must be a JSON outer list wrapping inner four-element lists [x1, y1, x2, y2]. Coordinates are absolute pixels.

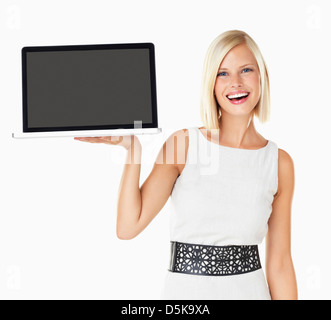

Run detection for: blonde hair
[[200, 30, 270, 129]]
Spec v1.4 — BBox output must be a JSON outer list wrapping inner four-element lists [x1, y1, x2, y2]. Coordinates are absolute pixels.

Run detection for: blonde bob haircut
[[200, 30, 270, 129]]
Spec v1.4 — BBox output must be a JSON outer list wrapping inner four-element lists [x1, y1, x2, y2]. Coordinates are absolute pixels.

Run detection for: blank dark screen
[[26, 48, 153, 128]]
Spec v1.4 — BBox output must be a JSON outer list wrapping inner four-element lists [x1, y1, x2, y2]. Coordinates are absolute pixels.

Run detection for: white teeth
[[227, 92, 249, 99]]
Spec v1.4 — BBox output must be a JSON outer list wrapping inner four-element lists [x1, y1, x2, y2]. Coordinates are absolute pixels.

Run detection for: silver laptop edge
[[12, 128, 162, 139]]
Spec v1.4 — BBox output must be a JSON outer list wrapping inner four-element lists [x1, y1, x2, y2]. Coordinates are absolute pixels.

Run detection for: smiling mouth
[[226, 92, 250, 101], [226, 92, 250, 105]]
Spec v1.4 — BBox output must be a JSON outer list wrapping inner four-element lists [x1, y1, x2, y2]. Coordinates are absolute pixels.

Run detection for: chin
[[221, 106, 254, 116]]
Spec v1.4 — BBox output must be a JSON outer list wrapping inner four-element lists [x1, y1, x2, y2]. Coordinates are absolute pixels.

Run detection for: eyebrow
[[218, 63, 255, 71]]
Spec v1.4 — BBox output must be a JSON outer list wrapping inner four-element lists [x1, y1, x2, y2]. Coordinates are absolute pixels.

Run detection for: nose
[[230, 73, 243, 88]]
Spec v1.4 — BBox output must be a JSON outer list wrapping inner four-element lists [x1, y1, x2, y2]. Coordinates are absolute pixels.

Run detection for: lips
[[226, 92, 250, 105]]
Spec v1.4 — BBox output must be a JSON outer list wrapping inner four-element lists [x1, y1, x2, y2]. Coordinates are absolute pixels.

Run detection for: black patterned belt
[[168, 241, 262, 276]]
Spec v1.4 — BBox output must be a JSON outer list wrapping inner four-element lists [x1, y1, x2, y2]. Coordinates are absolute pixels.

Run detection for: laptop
[[12, 42, 162, 138]]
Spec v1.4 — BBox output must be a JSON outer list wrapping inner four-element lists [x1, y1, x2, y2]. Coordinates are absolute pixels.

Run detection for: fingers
[[73, 136, 123, 144], [74, 137, 106, 143]]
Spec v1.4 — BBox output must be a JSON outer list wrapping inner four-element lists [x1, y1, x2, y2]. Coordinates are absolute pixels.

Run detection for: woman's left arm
[[265, 148, 298, 300]]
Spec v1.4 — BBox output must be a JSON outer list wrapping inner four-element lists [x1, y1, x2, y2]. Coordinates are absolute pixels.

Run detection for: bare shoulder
[[276, 148, 295, 197], [158, 129, 189, 176], [278, 148, 295, 172]]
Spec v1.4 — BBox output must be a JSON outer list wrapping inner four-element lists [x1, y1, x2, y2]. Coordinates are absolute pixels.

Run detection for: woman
[[74, 30, 297, 300]]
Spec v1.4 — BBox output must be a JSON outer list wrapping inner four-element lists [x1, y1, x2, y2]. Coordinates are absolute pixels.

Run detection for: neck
[[217, 112, 258, 148]]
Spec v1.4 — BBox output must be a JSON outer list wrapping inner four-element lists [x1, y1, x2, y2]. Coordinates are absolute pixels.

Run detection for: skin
[[210, 42, 264, 148], [74, 43, 298, 300]]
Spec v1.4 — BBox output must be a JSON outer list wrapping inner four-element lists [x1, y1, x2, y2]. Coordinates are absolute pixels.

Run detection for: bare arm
[[74, 130, 187, 240], [116, 130, 186, 239], [116, 135, 144, 239], [265, 148, 298, 300]]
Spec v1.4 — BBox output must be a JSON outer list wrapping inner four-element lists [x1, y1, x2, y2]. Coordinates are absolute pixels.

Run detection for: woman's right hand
[[74, 135, 136, 150]]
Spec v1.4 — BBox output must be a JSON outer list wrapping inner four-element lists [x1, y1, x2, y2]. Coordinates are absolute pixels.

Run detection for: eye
[[242, 68, 252, 73], [217, 71, 227, 77]]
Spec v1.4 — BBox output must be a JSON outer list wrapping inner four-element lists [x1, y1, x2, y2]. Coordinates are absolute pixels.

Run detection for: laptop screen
[[22, 43, 158, 132]]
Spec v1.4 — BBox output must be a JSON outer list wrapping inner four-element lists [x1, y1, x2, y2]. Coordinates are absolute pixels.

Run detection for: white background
[[1, 0, 330, 300]]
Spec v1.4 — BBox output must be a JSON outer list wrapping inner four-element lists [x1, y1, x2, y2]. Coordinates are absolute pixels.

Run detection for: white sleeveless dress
[[160, 126, 278, 300]]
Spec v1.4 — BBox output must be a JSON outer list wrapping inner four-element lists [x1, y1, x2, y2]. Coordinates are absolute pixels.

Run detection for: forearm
[[266, 256, 298, 300], [116, 137, 142, 239]]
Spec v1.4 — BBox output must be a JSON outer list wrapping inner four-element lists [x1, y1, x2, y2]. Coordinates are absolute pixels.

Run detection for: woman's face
[[214, 43, 261, 117]]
